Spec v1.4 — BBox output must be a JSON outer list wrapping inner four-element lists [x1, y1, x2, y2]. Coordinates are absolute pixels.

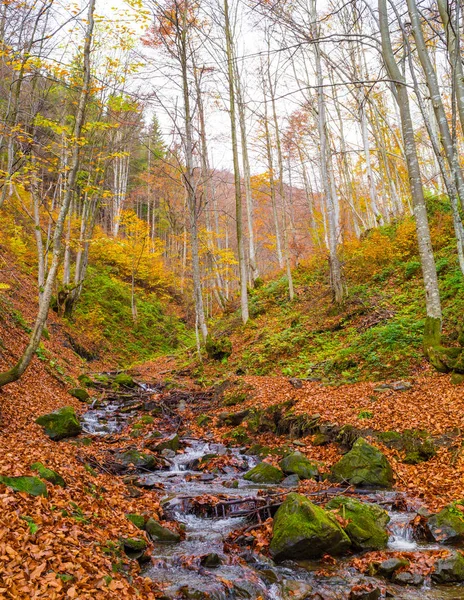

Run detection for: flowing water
[[83, 392, 464, 599]]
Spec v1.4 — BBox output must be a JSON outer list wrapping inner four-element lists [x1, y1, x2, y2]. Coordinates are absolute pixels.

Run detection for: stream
[[82, 386, 464, 600]]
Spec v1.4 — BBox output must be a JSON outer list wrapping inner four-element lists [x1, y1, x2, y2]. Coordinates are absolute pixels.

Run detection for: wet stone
[[200, 552, 222, 568], [349, 586, 381, 600], [392, 571, 424, 586], [145, 518, 180, 543], [377, 557, 409, 577], [281, 473, 300, 488]]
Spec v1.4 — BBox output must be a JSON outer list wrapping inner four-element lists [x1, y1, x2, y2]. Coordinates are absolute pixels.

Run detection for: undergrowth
[[203, 203, 464, 383], [70, 266, 192, 365]]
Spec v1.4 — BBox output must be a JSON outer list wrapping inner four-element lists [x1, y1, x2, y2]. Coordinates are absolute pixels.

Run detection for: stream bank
[[77, 374, 464, 599]]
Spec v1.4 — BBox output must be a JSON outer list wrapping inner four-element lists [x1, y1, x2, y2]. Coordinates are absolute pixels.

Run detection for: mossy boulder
[[145, 517, 180, 542], [377, 557, 409, 577], [432, 551, 464, 583], [427, 501, 464, 543], [270, 493, 351, 562], [217, 409, 249, 427], [326, 496, 390, 550], [205, 335, 232, 361], [116, 449, 157, 470], [31, 462, 66, 488], [120, 537, 147, 559], [113, 373, 136, 387], [77, 374, 93, 387], [126, 513, 146, 529], [0, 476, 48, 497], [92, 374, 110, 386], [36, 406, 82, 441], [243, 462, 284, 484], [69, 388, 90, 402], [196, 414, 211, 427], [279, 452, 319, 481], [329, 438, 393, 488], [154, 434, 180, 452]]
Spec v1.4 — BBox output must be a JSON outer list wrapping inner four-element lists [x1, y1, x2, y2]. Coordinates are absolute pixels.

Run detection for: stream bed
[[82, 387, 464, 600]]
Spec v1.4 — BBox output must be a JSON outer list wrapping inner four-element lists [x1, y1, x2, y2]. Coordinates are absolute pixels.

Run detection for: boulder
[[326, 496, 390, 551], [349, 587, 381, 600], [36, 406, 82, 441], [30, 462, 66, 488], [427, 501, 464, 543], [431, 551, 464, 583], [217, 409, 249, 427], [154, 434, 181, 453], [270, 493, 351, 562], [113, 372, 136, 387], [145, 517, 180, 542], [68, 388, 90, 402], [313, 433, 330, 446], [120, 537, 147, 559], [115, 449, 157, 470], [279, 451, 318, 480], [377, 557, 409, 577], [329, 438, 393, 488], [281, 474, 300, 488], [77, 374, 93, 387], [126, 513, 145, 529], [200, 552, 222, 568], [0, 475, 47, 497], [392, 571, 424, 586], [243, 463, 284, 484]]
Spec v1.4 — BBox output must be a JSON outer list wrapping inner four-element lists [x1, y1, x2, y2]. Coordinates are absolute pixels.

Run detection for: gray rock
[[392, 571, 423, 586], [377, 557, 409, 577], [432, 551, 464, 583], [145, 517, 180, 542], [281, 474, 300, 488]]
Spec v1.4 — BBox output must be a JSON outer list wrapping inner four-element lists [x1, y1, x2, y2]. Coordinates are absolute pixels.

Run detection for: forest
[[2, 0, 464, 598]]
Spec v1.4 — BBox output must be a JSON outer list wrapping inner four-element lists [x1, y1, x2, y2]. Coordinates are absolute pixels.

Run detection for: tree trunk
[[378, 0, 442, 359], [224, 0, 248, 323], [0, 0, 96, 387]]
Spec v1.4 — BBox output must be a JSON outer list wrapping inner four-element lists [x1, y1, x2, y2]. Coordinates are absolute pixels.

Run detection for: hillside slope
[[200, 202, 464, 384]]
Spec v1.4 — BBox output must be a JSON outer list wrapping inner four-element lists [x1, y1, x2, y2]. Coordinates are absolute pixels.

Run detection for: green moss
[[69, 388, 90, 402], [326, 496, 390, 550], [120, 537, 147, 559], [139, 415, 154, 424], [196, 414, 211, 427], [330, 438, 393, 488], [78, 374, 93, 387], [126, 513, 145, 529], [279, 452, 319, 480], [113, 373, 135, 387], [377, 431, 402, 444], [36, 406, 82, 441], [0, 476, 48, 497], [145, 518, 180, 542], [270, 493, 351, 561], [427, 501, 464, 543], [205, 335, 232, 361], [30, 462, 66, 487], [243, 462, 284, 484]]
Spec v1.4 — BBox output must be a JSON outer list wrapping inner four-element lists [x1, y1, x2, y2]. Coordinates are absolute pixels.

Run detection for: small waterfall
[[388, 512, 417, 551]]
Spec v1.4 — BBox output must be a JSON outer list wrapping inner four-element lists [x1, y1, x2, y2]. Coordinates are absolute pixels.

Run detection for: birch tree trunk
[[0, 0, 96, 387], [235, 64, 258, 283], [179, 4, 208, 341], [310, 0, 343, 303], [224, 0, 248, 323], [378, 0, 442, 358]]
